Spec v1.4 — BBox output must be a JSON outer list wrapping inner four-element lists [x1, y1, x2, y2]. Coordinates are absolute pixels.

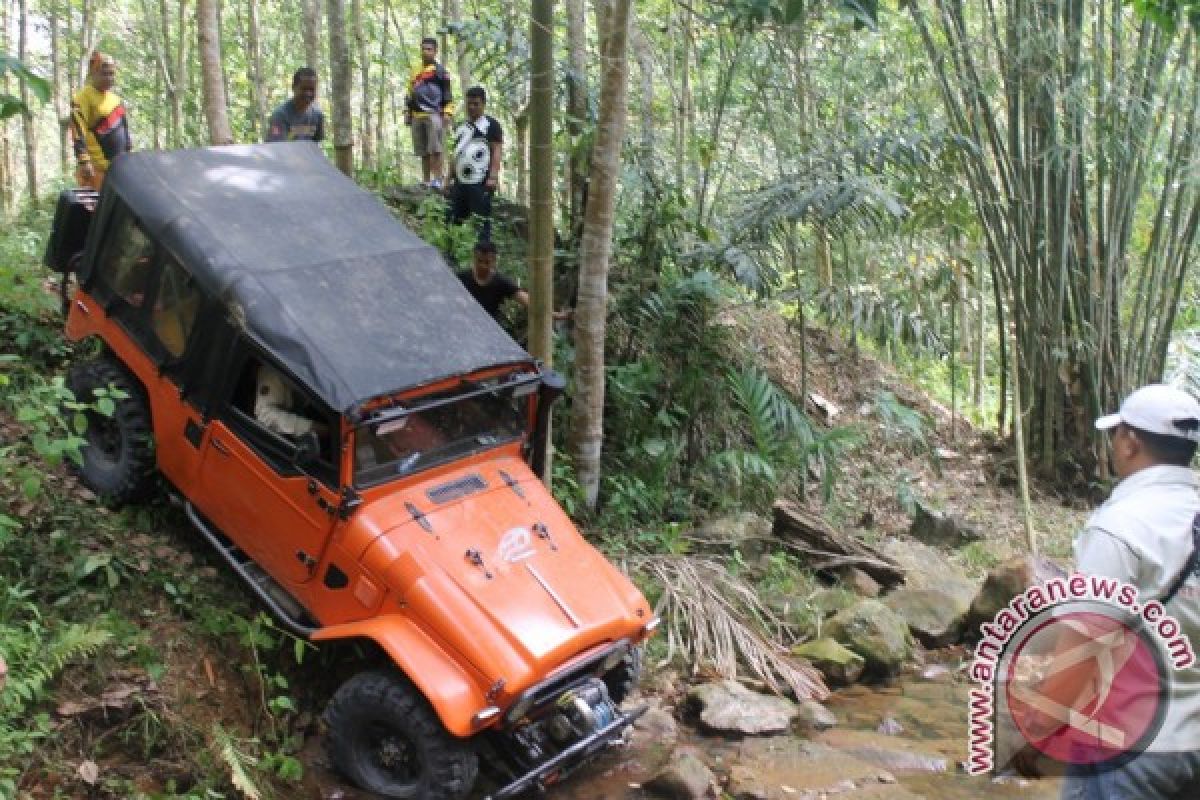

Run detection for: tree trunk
[[352, 0, 373, 171], [570, 0, 631, 509], [175, 0, 190, 145], [51, 1, 69, 180], [444, 0, 472, 93], [152, 0, 181, 148], [373, 0, 390, 183], [196, 0, 233, 144], [528, 0, 555, 478], [327, 0, 354, 174], [245, 0, 267, 133], [565, 0, 587, 239], [514, 104, 529, 207], [77, 0, 94, 85], [0, 0, 11, 214], [18, 0, 37, 208], [302, 0, 322, 74]]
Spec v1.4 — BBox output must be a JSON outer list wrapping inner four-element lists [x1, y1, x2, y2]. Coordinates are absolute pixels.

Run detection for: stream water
[[301, 670, 1065, 799]]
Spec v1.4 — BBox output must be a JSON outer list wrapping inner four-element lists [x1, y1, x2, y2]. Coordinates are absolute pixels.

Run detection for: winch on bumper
[[486, 678, 647, 799]]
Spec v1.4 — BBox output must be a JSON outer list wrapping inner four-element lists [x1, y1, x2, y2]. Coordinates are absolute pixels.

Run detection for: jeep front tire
[[324, 670, 478, 800], [66, 357, 156, 505]]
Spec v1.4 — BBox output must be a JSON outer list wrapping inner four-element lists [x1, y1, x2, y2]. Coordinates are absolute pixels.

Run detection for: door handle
[[211, 438, 231, 456]]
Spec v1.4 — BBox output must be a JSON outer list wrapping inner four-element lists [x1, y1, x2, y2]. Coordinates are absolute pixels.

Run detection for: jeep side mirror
[[292, 430, 321, 466], [530, 370, 566, 479]]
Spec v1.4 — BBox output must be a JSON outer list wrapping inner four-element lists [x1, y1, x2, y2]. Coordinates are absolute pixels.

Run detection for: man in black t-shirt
[[458, 242, 572, 327], [447, 86, 503, 242], [457, 241, 526, 319]]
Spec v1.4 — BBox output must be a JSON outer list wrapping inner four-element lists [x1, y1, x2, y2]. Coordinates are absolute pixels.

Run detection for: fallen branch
[[772, 501, 905, 587]]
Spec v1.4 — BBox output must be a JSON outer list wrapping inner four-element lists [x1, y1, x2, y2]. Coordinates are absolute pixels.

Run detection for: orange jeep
[[46, 143, 656, 799]]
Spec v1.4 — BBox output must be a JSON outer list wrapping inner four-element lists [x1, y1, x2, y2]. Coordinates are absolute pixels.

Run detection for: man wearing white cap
[[1061, 384, 1200, 797]]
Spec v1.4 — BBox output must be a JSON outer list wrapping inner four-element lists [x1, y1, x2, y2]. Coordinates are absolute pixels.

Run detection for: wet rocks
[[883, 587, 971, 648], [795, 698, 838, 732], [792, 638, 865, 686], [966, 555, 1064, 634], [907, 500, 982, 547], [634, 705, 680, 743], [696, 512, 772, 560], [825, 600, 913, 677], [835, 566, 882, 597], [688, 680, 798, 736], [877, 538, 977, 605], [645, 749, 717, 800]]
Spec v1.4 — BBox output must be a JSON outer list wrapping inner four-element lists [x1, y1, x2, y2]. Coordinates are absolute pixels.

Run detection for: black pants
[[448, 182, 493, 242]]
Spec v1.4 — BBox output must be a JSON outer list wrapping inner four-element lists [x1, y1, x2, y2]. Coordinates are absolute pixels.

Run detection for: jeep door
[[191, 350, 342, 594]]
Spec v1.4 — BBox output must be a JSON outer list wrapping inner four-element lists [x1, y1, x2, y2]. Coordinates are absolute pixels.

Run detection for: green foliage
[[710, 367, 860, 505], [0, 587, 112, 794], [412, 193, 478, 267], [1128, 0, 1200, 31], [0, 53, 50, 120], [0, 360, 122, 499], [871, 389, 938, 473]]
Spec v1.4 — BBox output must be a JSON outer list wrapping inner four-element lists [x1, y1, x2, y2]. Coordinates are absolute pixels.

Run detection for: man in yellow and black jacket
[[70, 51, 132, 190], [404, 37, 454, 189]]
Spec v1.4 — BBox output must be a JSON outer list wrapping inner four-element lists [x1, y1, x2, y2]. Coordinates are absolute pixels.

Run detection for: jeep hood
[[348, 457, 650, 696]]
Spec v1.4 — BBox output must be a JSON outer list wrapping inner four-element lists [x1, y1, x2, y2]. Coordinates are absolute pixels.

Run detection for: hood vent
[[427, 473, 487, 504]]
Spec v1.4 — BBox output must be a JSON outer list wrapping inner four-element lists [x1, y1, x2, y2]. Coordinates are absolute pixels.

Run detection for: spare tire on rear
[[66, 357, 156, 505]]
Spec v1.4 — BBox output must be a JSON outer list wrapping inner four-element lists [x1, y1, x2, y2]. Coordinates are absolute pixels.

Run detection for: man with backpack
[[1015, 384, 1200, 798], [446, 86, 503, 242], [404, 37, 454, 189]]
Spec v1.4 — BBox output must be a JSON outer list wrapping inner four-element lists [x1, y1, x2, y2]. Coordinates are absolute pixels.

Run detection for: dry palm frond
[[630, 554, 828, 701], [211, 723, 262, 800]]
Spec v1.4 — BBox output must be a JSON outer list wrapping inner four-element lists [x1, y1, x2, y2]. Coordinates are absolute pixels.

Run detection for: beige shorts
[[411, 113, 444, 156]]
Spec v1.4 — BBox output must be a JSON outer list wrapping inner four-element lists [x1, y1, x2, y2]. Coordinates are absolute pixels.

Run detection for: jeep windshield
[[353, 375, 537, 487]]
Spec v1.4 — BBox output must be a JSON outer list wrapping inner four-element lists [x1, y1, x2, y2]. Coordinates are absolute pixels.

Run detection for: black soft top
[[91, 142, 533, 413]]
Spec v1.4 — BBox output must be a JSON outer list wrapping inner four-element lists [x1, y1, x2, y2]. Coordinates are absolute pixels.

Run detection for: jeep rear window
[[97, 213, 154, 309], [354, 385, 532, 487]]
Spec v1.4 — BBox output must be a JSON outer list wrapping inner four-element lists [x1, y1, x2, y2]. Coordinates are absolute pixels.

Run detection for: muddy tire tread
[[66, 357, 156, 506], [324, 670, 478, 800]]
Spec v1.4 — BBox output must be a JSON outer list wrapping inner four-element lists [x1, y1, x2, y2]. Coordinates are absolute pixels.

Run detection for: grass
[[0, 210, 312, 798]]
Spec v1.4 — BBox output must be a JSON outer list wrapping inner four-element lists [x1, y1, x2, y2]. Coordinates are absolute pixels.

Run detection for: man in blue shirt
[[266, 68, 326, 143]]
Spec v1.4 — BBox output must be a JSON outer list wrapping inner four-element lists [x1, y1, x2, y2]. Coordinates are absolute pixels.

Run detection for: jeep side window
[[226, 356, 339, 486], [151, 257, 202, 358], [95, 212, 155, 309]]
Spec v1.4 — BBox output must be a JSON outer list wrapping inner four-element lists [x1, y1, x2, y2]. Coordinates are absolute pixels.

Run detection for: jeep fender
[[311, 615, 489, 738]]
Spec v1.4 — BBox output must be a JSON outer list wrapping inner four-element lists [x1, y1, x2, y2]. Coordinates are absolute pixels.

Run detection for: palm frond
[[211, 724, 263, 800], [632, 554, 828, 701]]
